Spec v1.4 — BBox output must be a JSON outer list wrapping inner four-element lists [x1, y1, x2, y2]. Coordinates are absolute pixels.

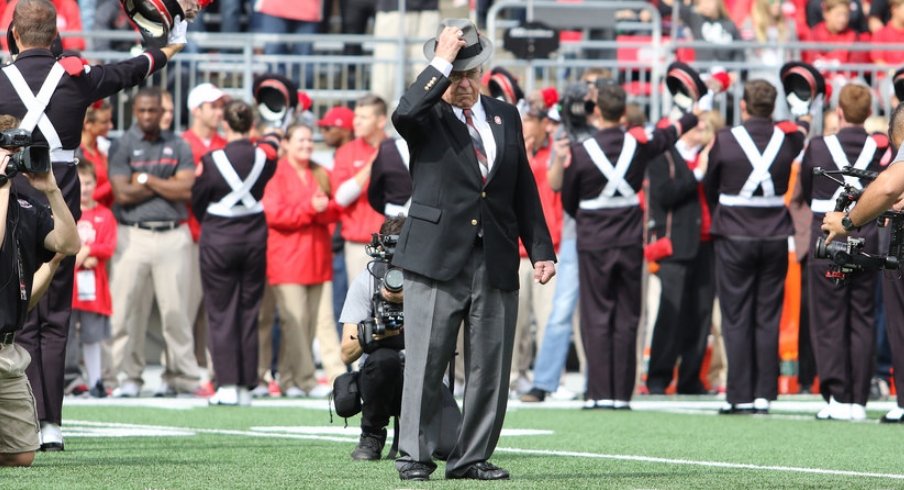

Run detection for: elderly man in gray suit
[[391, 18, 556, 481]]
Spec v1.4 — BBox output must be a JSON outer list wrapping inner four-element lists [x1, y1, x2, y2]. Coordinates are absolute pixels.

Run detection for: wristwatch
[[136, 173, 149, 185], [841, 212, 857, 232]]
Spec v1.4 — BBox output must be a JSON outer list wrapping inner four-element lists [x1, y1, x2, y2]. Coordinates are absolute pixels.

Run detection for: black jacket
[[390, 65, 555, 291], [647, 147, 702, 261]]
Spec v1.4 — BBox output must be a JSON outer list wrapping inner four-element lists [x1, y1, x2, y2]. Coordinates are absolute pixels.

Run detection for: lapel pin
[[494, 115, 502, 125]]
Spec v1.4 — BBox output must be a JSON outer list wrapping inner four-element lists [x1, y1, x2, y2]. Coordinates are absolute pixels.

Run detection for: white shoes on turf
[[209, 386, 252, 406], [112, 381, 141, 398], [815, 397, 867, 421], [881, 406, 904, 423], [40, 422, 64, 451]]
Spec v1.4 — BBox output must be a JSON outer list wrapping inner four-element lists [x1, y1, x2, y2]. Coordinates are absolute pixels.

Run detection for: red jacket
[[804, 23, 870, 66], [72, 205, 117, 316], [255, 0, 321, 22], [80, 143, 112, 208], [264, 158, 340, 285], [331, 137, 386, 244], [519, 139, 562, 257], [1, 0, 85, 52], [182, 129, 227, 241]]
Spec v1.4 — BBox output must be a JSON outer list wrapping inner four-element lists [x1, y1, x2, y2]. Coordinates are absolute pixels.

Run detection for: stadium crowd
[[7, 0, 904, 462]]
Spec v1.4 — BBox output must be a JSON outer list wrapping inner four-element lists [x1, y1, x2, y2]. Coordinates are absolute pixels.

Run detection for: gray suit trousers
[[395, 243, 519, 476]]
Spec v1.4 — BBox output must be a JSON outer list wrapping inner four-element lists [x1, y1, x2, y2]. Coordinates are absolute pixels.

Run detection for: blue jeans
[[531, 239, 580, 393], [257, 13, 318, 88]]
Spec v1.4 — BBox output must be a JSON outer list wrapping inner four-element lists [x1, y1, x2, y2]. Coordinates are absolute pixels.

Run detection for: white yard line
[[66, 420, 904, 481]]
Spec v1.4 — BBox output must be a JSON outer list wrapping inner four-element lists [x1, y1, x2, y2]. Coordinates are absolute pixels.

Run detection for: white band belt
[[52, 149, 76, 162], [206, 148, 266, 218], [579, 195, 640, 209], [718, 194, 786, 207]]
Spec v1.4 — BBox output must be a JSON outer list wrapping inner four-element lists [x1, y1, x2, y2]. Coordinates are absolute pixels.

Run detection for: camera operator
[[1, 0, 187, 450], [0, 117, 80, 467], [823, 102, 904, 423], [338, 216, 459, 461]]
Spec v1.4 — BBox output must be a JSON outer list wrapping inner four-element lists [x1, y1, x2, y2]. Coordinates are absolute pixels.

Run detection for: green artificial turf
[[2, 403, 903, 489]]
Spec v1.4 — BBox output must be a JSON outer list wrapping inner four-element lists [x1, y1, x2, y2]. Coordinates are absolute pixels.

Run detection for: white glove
[[167, 15, 188, 45], [697, 91, 714, 112], [787, 92, 811, 118]]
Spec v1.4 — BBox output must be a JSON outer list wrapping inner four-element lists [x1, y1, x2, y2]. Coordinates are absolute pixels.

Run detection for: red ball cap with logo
[[317, 106, 354, 131]]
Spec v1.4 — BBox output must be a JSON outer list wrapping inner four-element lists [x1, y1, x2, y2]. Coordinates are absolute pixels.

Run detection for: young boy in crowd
[[71, 162, 117, 398]]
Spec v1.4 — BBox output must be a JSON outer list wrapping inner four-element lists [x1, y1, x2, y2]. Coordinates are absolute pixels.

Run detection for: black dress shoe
[[448, 461, 510, 480], [398, 462, 434, 481]]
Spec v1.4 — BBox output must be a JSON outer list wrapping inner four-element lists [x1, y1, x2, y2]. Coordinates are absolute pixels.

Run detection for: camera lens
[[383, 268, 404, 293]]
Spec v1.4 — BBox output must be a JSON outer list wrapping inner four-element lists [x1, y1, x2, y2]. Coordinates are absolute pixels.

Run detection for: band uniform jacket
[[704, 117, 808, 239], [800, 127, 888, 256], [368, 138, 413, 217], [390, 65, 555, 292], [647, 147, 702, 261], [561, 113, 698, 252]]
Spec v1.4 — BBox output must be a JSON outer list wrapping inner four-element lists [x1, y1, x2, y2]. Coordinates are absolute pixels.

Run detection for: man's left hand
[[821, 211, 847, 244], [23, 170, 59, 194], [534, 260, 556, 285]]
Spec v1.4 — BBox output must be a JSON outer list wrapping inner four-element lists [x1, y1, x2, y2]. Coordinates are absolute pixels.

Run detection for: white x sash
[[206, 148, 266, 217], [719, 126, 785, 207], [579, 134, 638, 209], [2, 63, 66, 154], [810, 135, 876, 213]]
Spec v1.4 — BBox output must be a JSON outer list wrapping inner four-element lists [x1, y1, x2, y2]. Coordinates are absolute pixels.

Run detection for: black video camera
[[0, 129, 51, 178], [813, 166, 903, 283], [555, 82, 596, 144], [357, 233, 405, 353]]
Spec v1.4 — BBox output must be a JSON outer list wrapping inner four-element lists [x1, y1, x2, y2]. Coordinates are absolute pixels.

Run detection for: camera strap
[[206, 148, 266, 217], [2, 63, 66, 153], [579, 134, 638, 209]]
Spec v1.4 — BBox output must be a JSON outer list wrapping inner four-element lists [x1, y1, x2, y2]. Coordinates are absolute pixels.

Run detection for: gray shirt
[[108, 126, 195, 224], [339, 269, 375, 325]]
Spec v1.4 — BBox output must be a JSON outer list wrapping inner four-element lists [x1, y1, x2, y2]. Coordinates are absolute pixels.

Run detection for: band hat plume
[[423, 18, 494, 72]]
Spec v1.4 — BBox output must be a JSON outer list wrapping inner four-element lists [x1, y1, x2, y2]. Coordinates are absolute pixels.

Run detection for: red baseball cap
[[317, 106, 354, 131]]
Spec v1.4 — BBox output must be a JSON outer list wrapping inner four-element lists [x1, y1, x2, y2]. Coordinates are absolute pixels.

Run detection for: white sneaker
[[209, 385, 239, 406], [250, 384, 271, 398], [881, 406, 904, 423], [40, 422, 64, 451], [284, 386, 306, 398], [753, 398, 770, 412], [307, 384, 332, 398], [112, 381, 140, 398], [154, 381, 176, 398], [237, 387, 252, 407], [816, 397, 851, 420], [613, 400, 631, 410], [850, 404, 867, 421], [550, 387, 578, 401]]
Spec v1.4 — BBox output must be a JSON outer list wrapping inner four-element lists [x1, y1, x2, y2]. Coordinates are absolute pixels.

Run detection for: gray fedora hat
[[423, 18, 494, 72]]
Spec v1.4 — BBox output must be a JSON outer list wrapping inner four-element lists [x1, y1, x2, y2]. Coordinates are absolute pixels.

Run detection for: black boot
[[351, 428, 387, 461]]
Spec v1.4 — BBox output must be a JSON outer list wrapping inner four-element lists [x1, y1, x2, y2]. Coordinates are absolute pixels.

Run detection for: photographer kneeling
[[339, 216, 459, 461], [0, 116, 79, 466]]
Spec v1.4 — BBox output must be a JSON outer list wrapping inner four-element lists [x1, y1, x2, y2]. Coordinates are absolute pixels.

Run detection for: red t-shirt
[[519, 138, 562, 257], [263, 158, 340, 285], [80, 143, 112, 208], [872, 24, 904, 66], [72, 204, 117, 316], [331, 137, 386, 244], [182, 129, 227, 241]]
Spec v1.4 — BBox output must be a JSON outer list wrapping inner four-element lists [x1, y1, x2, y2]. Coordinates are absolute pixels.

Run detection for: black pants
[[647, 242, 715, 394], [14, 162, 80, 426], [578, 245, 642, 401], [200, 235, 266, 388], [798, 256, 817, 389], [715, 238, 788, 404], [883, 276, 904, 407], [358, 348, 403, 432], [808, 258, 876, 405]]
